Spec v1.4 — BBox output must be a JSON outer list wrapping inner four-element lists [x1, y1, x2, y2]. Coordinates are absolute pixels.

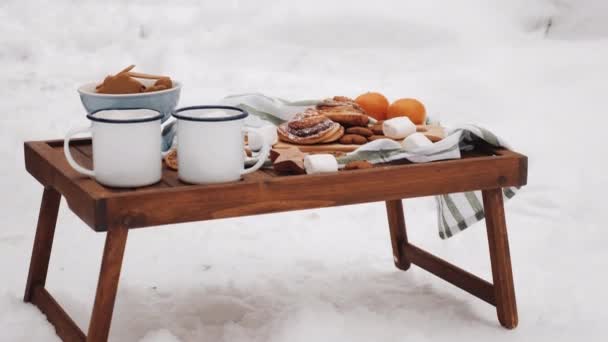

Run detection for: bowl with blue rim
[[77, 75, 181, 151], [77, 79, 181, 123]]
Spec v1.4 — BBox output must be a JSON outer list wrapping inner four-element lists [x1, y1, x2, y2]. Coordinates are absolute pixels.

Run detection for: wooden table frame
[[23, 139, 527, 341]]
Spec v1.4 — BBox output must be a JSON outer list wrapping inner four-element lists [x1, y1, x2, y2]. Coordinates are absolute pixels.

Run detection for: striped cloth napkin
[[164, 93, 520, 239]]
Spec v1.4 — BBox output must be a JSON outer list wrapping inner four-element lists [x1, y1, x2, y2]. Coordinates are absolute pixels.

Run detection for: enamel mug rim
[[172, 105, 248, 122], [87, 108, 164, 124]]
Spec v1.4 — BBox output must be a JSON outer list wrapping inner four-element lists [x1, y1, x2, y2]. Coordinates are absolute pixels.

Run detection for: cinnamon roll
[[278, 109, 344, 145], [316, 96, 370, 127]]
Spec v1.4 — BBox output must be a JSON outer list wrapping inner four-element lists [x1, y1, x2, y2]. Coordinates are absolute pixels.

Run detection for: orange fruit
[[387, 98, 426, 124], [355, 92, 389, 120]]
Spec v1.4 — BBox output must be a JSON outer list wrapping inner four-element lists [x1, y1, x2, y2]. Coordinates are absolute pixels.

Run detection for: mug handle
[[241, 127, 270, 175], [64, 126, 95, 177], [160, 116, 176, 155]]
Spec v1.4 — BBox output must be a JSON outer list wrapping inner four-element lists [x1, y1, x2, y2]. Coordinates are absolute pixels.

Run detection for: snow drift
[[1, 0, 607, 341]]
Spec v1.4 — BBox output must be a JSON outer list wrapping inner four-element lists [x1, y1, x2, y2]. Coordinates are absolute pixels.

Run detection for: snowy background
[[1, 0, 608, 341]]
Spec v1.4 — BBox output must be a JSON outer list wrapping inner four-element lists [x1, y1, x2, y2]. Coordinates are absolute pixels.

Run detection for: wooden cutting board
[[273, 125, 445, 153], [273, 141, 361, 153]]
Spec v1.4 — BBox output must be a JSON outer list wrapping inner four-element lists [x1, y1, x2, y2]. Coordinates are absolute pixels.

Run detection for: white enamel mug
[[64, 109, 163, 187], [172, 106, 270, 184]]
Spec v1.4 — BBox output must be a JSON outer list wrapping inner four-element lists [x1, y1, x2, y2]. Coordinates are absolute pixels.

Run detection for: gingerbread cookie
[[163, 149, 178, 170], [346, 126, 373, 137], [339, 134, 367, 145], [344, 160, 374, 170]]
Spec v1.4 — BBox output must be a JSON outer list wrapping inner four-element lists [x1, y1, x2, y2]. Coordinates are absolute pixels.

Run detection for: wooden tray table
[[23, 138, 527, 341]]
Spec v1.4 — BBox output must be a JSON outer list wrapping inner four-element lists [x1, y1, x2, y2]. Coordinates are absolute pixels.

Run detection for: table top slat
[[160, 166, 181, 187], [74, 144, 92, 157]]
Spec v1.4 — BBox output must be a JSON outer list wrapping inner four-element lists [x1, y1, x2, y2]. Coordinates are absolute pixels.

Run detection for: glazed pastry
[[316, 96, 365, 113], [288, 114, 327, 130], [277, 109, 344, 145], [316, 96, 370, 127], [319, 126, 345, 143]]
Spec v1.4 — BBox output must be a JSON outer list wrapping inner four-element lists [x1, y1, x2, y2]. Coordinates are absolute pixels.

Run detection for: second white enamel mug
[[172, 106, 270, 184]]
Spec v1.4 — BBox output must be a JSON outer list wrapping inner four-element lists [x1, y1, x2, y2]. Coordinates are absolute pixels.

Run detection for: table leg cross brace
[[24, 187, 128, 342], [385, 188, 518, 329]]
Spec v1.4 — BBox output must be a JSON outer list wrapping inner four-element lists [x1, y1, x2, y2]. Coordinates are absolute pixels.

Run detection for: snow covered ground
[[1, 0, 608, 341]]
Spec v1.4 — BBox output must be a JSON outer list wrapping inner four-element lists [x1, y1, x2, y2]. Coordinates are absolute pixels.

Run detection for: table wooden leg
[[24, 187, 61, 302], [482, 188, 518, 329], [385, 199, 411, 271], [87, 224, 129, 342]]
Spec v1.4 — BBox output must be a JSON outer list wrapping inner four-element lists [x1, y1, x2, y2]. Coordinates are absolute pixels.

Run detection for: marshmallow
[[304, 154, 338, 174], [382, 117, 416, 139], [402, 132, 433, 151], [248, 125, 278, 151]]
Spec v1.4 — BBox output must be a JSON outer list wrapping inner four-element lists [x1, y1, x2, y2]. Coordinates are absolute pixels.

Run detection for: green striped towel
[[220, 93, 519, 239]]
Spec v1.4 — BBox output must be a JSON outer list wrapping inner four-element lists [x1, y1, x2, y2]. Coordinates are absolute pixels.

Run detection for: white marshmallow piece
[[382, 117, 416, 139], [304, 154, 338, 174], [248, 125, 278, 151], [401, 132, 433, 151]]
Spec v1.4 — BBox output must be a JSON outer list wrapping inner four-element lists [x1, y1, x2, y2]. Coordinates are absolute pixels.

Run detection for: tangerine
[[355, 92, 389, 120], [387, 98, 426, 124]]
